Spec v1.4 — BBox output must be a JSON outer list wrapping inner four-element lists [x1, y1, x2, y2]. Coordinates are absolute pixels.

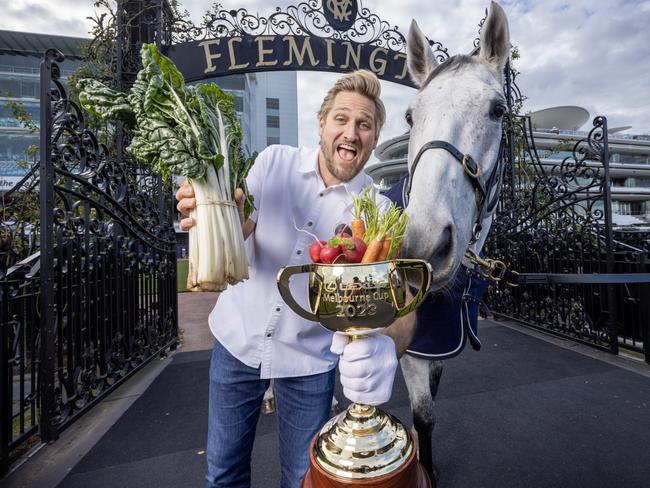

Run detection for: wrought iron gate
[[1, 1, 178, 475], [485, 114, 650, 362]]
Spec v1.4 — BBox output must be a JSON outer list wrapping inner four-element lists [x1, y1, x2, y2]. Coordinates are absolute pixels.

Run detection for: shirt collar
[[299, 147, 370, 193], [298, 148, 320, 174]]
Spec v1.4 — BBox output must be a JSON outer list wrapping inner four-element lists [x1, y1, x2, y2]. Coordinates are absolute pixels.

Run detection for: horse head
[[402, 1, 510, 292]]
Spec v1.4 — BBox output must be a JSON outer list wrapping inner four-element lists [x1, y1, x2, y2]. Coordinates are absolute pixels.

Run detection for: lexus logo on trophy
[[277, 259, 433, 487], [322, 0, 358, 31]]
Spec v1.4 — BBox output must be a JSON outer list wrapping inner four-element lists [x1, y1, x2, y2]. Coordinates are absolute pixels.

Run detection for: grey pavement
[[2, 292, 649, 488]]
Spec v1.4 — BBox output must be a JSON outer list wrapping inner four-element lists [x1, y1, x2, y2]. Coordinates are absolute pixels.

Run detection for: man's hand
[[331, 332, 398, 405], [175, 180, 196, 231], [175, 180, 246, 230], [233, 188, 246, 227]]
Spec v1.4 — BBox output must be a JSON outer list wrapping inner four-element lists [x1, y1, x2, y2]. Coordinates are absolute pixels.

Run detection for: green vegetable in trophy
[[78, 43, 255, 292]]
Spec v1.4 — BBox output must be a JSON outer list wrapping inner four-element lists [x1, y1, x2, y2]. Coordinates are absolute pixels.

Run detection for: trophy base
[[299, 403, 431, 488], [300, 432, 431, 488]]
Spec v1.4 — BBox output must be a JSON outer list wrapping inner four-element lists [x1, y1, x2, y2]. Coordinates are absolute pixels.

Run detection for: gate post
[[639, 254, 650, 364], [38, 49, 63, 443], [504, 61, 516, 204], [597, 116, 618, 354], [1, 282, 8, 475]]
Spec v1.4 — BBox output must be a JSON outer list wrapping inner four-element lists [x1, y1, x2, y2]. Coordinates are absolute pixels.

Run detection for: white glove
[[330, 332, 398, 405]]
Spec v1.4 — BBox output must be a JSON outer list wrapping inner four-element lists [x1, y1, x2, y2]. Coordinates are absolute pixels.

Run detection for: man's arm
[[234, 188, 256, 240], [242, 218, 256, 240], [381, 312, 416, 358]]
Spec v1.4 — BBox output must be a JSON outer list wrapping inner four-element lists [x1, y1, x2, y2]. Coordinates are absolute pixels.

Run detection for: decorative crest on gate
[[323, 0, 359, 31], [167, 1, 450, 85]]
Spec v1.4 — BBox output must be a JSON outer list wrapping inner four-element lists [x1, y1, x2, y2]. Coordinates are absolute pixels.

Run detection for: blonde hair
[[317, 70, 386, 134]]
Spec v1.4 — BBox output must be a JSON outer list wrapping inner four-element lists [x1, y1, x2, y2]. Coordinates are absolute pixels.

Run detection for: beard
[[319, 138, 366, 183]]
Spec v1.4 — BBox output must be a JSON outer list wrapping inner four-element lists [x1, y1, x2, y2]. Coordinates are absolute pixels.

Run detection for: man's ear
[[318, 117, 325, 137]]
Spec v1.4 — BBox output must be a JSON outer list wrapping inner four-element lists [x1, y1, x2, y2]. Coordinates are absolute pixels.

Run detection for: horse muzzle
[[403, 223, 457, 291]]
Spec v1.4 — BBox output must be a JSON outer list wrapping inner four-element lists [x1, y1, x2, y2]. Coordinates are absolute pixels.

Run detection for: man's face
[[318, 91, 379, 186]]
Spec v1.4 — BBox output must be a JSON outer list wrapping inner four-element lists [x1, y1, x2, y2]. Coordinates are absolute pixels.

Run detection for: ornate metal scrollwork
[[171, 0, 449, 60], [492, 115, 606, 236], [485, 113, 648, 353], [31, 50, 178, 432]]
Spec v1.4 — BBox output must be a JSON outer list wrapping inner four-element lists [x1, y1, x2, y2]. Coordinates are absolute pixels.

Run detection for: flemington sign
[[169, 35, 411, 85], [165, 0, 448, 87]]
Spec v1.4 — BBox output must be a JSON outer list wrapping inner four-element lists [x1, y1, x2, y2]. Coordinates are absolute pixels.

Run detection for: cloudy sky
[[3, 0, 649, 154]]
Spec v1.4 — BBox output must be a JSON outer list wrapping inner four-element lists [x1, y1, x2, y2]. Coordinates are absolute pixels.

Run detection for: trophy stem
[[349, 403, 374, 415]]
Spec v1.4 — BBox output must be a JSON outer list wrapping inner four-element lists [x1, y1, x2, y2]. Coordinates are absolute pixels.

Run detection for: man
[[176, 70, 417, 488]]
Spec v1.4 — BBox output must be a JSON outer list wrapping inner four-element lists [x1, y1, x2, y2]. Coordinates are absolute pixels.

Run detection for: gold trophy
[[277, 259, 433, 487]]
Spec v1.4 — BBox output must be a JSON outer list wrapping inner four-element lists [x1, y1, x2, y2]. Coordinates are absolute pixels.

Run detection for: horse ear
[[479, 1, 511, 75], [407, 19, 439, 88]]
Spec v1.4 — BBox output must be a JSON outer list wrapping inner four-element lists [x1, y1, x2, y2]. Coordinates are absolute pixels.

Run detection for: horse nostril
[[431, 225, 453, 262]]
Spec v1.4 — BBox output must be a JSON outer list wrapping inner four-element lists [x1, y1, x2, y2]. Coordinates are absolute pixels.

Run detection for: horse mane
[[420, 55, 476, 91]]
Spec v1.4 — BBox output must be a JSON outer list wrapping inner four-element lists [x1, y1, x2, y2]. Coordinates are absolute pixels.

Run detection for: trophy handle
[[276, 264, 319, 322], [393, 260, 433, 317]]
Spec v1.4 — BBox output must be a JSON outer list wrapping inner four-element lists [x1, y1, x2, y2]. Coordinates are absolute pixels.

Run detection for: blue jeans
[[206, 340, 335, 488]]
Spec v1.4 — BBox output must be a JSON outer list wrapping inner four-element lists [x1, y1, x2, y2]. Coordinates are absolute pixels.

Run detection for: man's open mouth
[[336, 143, 358, 163]]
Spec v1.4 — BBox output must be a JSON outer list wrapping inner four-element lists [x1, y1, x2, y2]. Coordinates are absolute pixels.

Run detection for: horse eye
[[405, 110, 413, 127], [492, 104, 506, 118]]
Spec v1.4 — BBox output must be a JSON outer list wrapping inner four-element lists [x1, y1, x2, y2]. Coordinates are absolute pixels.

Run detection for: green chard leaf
[[77, 78, 135, 124], [77, 42, 255, 193]]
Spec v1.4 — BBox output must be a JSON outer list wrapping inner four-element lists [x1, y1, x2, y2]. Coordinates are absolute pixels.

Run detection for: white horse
[[399, 2, 511, 482]]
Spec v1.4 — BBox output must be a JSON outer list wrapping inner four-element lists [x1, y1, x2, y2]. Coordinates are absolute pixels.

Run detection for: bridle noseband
[[402, 138, 505, 244]]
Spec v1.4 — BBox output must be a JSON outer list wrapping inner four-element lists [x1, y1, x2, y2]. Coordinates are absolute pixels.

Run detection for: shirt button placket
[[267, 306, 281, 338]]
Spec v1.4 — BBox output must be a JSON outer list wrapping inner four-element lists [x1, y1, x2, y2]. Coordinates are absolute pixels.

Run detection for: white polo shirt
[[208, 144, 390, 379]]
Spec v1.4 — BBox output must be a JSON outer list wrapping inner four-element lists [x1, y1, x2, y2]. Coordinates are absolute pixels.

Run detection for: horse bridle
[[403, 139, 505, 243], [402, 138, 519, 286]]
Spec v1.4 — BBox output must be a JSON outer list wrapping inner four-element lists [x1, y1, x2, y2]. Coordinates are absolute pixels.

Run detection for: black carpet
[[58, 323, 650, 488]]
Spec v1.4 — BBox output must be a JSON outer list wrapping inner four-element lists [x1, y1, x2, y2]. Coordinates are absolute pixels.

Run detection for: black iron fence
[[0, 50, 178, 476], [485, 115, 650, 363]]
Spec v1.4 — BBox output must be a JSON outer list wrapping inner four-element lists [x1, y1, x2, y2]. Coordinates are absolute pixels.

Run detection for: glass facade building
[[0, 31, 85, 192], [367, 107, 650, 226]]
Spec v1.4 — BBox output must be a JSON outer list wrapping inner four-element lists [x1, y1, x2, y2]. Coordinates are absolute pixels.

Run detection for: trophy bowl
[[276, 259, 432, 335], [277, 259, 433, 484]]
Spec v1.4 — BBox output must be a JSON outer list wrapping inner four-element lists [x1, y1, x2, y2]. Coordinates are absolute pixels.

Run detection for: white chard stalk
[[186, 111, 249, 292]]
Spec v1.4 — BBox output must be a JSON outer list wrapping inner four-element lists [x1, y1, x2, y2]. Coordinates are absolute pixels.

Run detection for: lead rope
[[464, 249, 519, 287]]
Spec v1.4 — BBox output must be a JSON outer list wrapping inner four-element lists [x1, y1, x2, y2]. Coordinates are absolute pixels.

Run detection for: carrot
[[352, 187, 376, 244], [361, 239, 383, 263], [392, 243, 403, 259], [377, 237, 392, 261], [351, 218, 366, 240]]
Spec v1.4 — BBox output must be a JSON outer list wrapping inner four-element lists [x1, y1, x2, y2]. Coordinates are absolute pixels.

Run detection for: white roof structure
[[529, 106, 590, 131]]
